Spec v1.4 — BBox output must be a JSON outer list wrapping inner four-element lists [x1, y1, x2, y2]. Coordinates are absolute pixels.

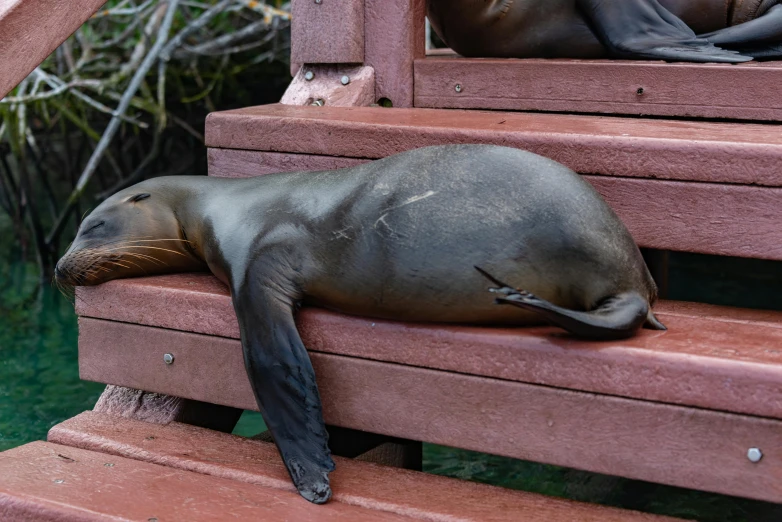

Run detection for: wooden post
[[365, 0, 426, 107]]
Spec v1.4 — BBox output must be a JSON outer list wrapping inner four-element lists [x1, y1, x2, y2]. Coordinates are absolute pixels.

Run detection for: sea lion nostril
[[54, 265, 64, 279]]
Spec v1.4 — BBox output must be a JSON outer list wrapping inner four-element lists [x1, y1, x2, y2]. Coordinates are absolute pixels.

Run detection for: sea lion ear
[[128, 193, 150, 203]]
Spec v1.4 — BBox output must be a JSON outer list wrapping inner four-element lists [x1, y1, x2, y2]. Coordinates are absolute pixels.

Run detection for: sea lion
[[55, 144, 666, 504], [427, 0, 782, 62]]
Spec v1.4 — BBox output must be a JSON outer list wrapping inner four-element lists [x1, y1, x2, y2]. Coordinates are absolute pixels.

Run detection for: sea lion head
[[55, 179, 205, 291]]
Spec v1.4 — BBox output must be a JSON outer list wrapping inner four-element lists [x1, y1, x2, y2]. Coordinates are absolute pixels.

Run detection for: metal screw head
[[104, 463, 115, 467], [314, 0, 321, 4], [340, 75, 350, 85], [304, 71, 314, 81], [53, 479, 64, 484], [148, 518, 159, 522], [636, 87, 645, 95], [747, 448, 763, 463], [163, 353, 174, 365], [311, 98, 325, 106], [455, 84, 462, 93]]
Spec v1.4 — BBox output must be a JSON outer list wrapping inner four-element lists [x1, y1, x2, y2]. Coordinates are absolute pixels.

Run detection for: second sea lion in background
[[427, 0, 782, 62]]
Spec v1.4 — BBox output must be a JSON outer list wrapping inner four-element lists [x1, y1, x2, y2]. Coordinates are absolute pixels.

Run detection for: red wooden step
[[204, 104, 782, 261], [76, 274, 782, 420], [415, 54, 782, 121], [205, 104, 782, 187], [74, 275, 782, 503], [0, 443, 407, 521], [74, 317, 782, 503], [37, 411, 679, 521]]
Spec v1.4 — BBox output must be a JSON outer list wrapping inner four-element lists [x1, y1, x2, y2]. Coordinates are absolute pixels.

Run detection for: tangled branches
[[0, 0, 291, 281]]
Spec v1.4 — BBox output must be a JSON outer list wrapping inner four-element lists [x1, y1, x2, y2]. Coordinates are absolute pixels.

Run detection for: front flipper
[[475, 267, 666, 340], [577, 0, 752, 63], [233, 267, 334, 504], [700, 5, 782, 59]]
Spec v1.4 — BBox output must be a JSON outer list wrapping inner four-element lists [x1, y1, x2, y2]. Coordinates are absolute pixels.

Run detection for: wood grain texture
[[0, 442, 408, 521], [204, 105, 782, 259], [45, 411, 682, 522], [291, 0, 364, 64], [281, 65, 375, 107], [208, 148, 363, 177], [76, 319, 782, 503], [93, 384, 241, 433], [584, 176, 782, 260], [75, 274, 782, 419], [415, 57, 782, 121], [204, 104, 782, 187], [0, 0, 106, 99], [364, 0, 425, 107], [207, 149, 781, 259]]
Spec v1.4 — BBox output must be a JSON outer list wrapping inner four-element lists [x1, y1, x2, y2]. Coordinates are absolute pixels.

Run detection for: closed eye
[[81, 221, 105, 235]]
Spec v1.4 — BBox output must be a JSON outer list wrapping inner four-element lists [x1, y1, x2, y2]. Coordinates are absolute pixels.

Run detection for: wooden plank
[[204, 105, 782, 259], [415, 57, 782, 121], [364, 0, 425, 107], [0, 0, 106, 99], [47, 412, 679, 522], [76, 319, 782, 503], [0, 442, 407, 521], [207, 148, 363, 177], [291, 0, 364, 64], [209, 150, 782, 260], [204, 105, 782, 187], [75, 275, 782, 419], [585, 176, 782, 260]]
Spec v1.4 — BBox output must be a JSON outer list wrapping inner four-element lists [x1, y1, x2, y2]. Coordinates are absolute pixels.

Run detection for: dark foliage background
[[0, 0, 291, 284]]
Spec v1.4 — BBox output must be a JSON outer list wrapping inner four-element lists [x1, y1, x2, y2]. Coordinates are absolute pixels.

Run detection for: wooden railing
[[0, 0, 107, 99]]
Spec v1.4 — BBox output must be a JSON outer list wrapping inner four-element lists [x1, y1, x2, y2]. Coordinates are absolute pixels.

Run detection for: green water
[[0, 265, 104, 451], [2, 233, 781, 520]]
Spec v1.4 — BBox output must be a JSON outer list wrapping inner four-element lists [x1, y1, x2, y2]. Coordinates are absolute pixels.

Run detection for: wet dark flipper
[[644, 309, 668, 331], [700, 5, 782, 59], [577, 0, 752, 62], [475, 267, 658, 340], [233, 270, 335, 504]]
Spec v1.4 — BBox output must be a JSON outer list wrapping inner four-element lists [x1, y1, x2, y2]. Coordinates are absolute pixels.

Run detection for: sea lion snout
[[55, 180, 205, 291]]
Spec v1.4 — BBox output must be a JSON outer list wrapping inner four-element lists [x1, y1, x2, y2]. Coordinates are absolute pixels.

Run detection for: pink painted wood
[[364, 0, 426, 107], [207, 149, 362, 177], [75, 274, 782, 420], [281, 65, 375, 107], [291, 0, 364, 64], [205, 105, 782, 187], [415, 56, 782, 121], [43, 411, 681, 522], [0, 442, 408, 521], [0, 0, 106, 99], [76, 318, 782, 503], [206, 148, 782, 259], [204, 105, 782, 259]]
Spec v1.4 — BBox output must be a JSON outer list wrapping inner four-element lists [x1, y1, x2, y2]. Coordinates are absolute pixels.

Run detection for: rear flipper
[[476, 267, 666, 340], [577, 0, 752, 62], [700, 5, 782, 60]]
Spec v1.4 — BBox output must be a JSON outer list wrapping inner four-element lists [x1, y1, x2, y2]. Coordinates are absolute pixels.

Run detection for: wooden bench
[[2, 0, 781, 518], [0, 412, 678, 521]]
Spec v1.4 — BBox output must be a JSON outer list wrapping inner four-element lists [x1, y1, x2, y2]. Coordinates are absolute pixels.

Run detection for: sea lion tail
[[475, 267, 665, 340]]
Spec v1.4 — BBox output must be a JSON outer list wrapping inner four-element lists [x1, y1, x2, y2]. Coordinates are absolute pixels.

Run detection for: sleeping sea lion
[[55, 144, 666, 503], [427, 0, 782, 62]]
